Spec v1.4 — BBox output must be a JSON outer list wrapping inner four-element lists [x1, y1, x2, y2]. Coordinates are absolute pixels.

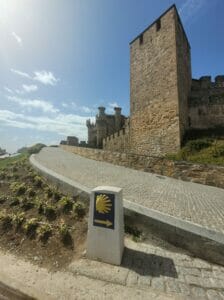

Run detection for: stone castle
[[87, 4, 224, 156]]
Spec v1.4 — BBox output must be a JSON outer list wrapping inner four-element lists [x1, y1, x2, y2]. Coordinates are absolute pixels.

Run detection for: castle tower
[[86, 119, 97, 148], [129, 5, 191, 156], [114, 107, 122, 131], [96, 107, 107, 148]]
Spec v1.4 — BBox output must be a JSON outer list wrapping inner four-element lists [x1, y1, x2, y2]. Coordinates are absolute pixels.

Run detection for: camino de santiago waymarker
[[93, 193, 115, 230], [87, 186, 124, 265]]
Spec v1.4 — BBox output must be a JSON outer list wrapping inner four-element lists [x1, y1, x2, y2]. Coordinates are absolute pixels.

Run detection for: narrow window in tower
[[156, 19, 161, 31], [139, 34, 143, 45]]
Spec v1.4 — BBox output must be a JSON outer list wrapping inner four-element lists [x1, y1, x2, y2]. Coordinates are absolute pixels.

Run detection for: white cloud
[[7, 96, 58, 113], [12, 32, 23, 46], [22, 84, 38, 93], [4, 87, 13, 94], [0, 109, 94, 140], [81, 106, 91, 113], [11, 69, 59, 86], [109, 102, 119, 108], [11, 69, 31, 79], [33, 71, 59, 86], [62, 102, 68, 108], [179, 0, 204, 22], [106, 101, 120, 114]]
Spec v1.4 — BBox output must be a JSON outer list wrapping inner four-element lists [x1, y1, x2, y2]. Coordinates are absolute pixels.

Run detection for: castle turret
[[86, 119, 96, 147], [114, 107, 122, 131], [98, 106, 106, 118]]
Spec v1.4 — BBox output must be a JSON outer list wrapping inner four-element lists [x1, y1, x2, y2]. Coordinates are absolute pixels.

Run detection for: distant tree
[[17, 147, 28, 154], [0, 147, 6, 156], [17, 143, 46, 155]]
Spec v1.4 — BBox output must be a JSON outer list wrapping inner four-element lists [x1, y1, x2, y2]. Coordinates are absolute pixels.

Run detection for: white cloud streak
[[11, 32, 23, 46], [33, 71, 59, 86], [179, 0, 204, 23], [11, 69, 31, 79], [22, 84, 38, 93], [0, 109, 94, 140], [7, 96, 58, 113], [10, 69, 59, 86], [4, 87, 13, 94]]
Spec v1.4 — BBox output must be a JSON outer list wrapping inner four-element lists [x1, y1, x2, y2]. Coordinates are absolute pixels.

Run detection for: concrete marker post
[[86, 186, 124, 265]]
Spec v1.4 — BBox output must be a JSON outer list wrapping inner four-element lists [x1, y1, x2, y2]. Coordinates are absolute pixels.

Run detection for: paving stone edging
[[30, 154, 224, 266]]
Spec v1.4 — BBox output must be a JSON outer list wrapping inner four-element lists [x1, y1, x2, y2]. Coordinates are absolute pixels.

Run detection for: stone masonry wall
[[60, 145, 224, 189], [189, 78, 224, 129], [129, 7, 181, 156], [103, 128, 130, 152], [175, 14, 192, 142]]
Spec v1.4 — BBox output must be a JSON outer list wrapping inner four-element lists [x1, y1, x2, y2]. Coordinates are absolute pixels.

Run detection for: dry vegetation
[[0, 154, 88, 270]]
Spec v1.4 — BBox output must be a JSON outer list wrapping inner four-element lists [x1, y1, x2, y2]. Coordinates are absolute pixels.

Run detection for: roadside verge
[[30, 154, 224, 266]]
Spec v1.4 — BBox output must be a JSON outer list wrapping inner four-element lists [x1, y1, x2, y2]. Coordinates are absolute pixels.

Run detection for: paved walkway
[[35, 147, 224, 234], [1, 236, 224, 299]]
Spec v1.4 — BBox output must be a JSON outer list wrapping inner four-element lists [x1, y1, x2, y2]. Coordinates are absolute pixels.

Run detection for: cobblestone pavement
[[69, 238, 224, 299], [0, 246, 180, 300], [35, 147, 224, 234]]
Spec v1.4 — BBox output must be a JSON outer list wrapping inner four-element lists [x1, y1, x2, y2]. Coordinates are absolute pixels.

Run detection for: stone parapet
[[60, 145, 224, 189]]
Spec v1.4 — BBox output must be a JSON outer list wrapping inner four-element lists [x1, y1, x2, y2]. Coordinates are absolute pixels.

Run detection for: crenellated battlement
[[192, 75, 224, 90]]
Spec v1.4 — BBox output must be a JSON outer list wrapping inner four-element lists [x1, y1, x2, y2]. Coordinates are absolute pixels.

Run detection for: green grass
[[166, 138, 224, 165], [0, 153, 28, 170]]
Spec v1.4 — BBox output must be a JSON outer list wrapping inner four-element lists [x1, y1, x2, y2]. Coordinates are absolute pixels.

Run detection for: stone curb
[[30, 154, 224, 266], [0, 271, 52, 300]]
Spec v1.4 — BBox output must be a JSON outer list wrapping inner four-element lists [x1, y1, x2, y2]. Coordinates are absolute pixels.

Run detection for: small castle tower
[[96, 107, 107, 148], [86, 119, 96, 148]]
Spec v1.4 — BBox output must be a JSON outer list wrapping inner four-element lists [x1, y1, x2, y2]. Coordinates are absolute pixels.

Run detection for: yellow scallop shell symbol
[[96, 194, 112, 214]]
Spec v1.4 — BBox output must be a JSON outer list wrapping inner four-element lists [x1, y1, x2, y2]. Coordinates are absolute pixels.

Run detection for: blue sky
[[0, 0, 223, 152]]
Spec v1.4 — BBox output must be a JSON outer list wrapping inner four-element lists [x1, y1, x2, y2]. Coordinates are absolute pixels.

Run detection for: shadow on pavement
[[0, 281, 36, 300], [122, 247, 178, 278]]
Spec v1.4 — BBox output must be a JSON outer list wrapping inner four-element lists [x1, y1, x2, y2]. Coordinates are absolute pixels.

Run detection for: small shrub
[[125, 224, 142, 242], [45, 186, 53, 198], [59, 196, 73, 213], [0, 211, 13, 230], [37, 223, 52, 242], [12, 166, 18, 172], [12, 212, 25, 229], [6, 174, 13, 180], [53, 190, 61, 202], [13, 174, 19, 180], [37, 203, 44, 215], [10, 182, 27, 196], [20, 198, 34, 211], [73, 202, 86, 219], [0, 196, 7, 204], [212, 144, 224, 158], [9, 197, 20, 207], [0, 172, 6, 180], [34, 176, 43, 188], [23, 218, 39, 237], [27, 188, 36, 198], [185, 139, 213, 153], [44, 205, 57, 220], [58, 221, 72, 246]]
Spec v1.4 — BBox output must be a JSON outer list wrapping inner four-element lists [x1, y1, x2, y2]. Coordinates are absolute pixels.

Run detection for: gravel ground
[[35, 147, 224, 233]]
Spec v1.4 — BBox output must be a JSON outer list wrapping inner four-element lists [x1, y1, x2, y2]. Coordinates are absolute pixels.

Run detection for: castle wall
[[175, 14, 192, 142], [129, 6, 181, 157], [103, 127, 130, 152], [189, 78, 224, 129]]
